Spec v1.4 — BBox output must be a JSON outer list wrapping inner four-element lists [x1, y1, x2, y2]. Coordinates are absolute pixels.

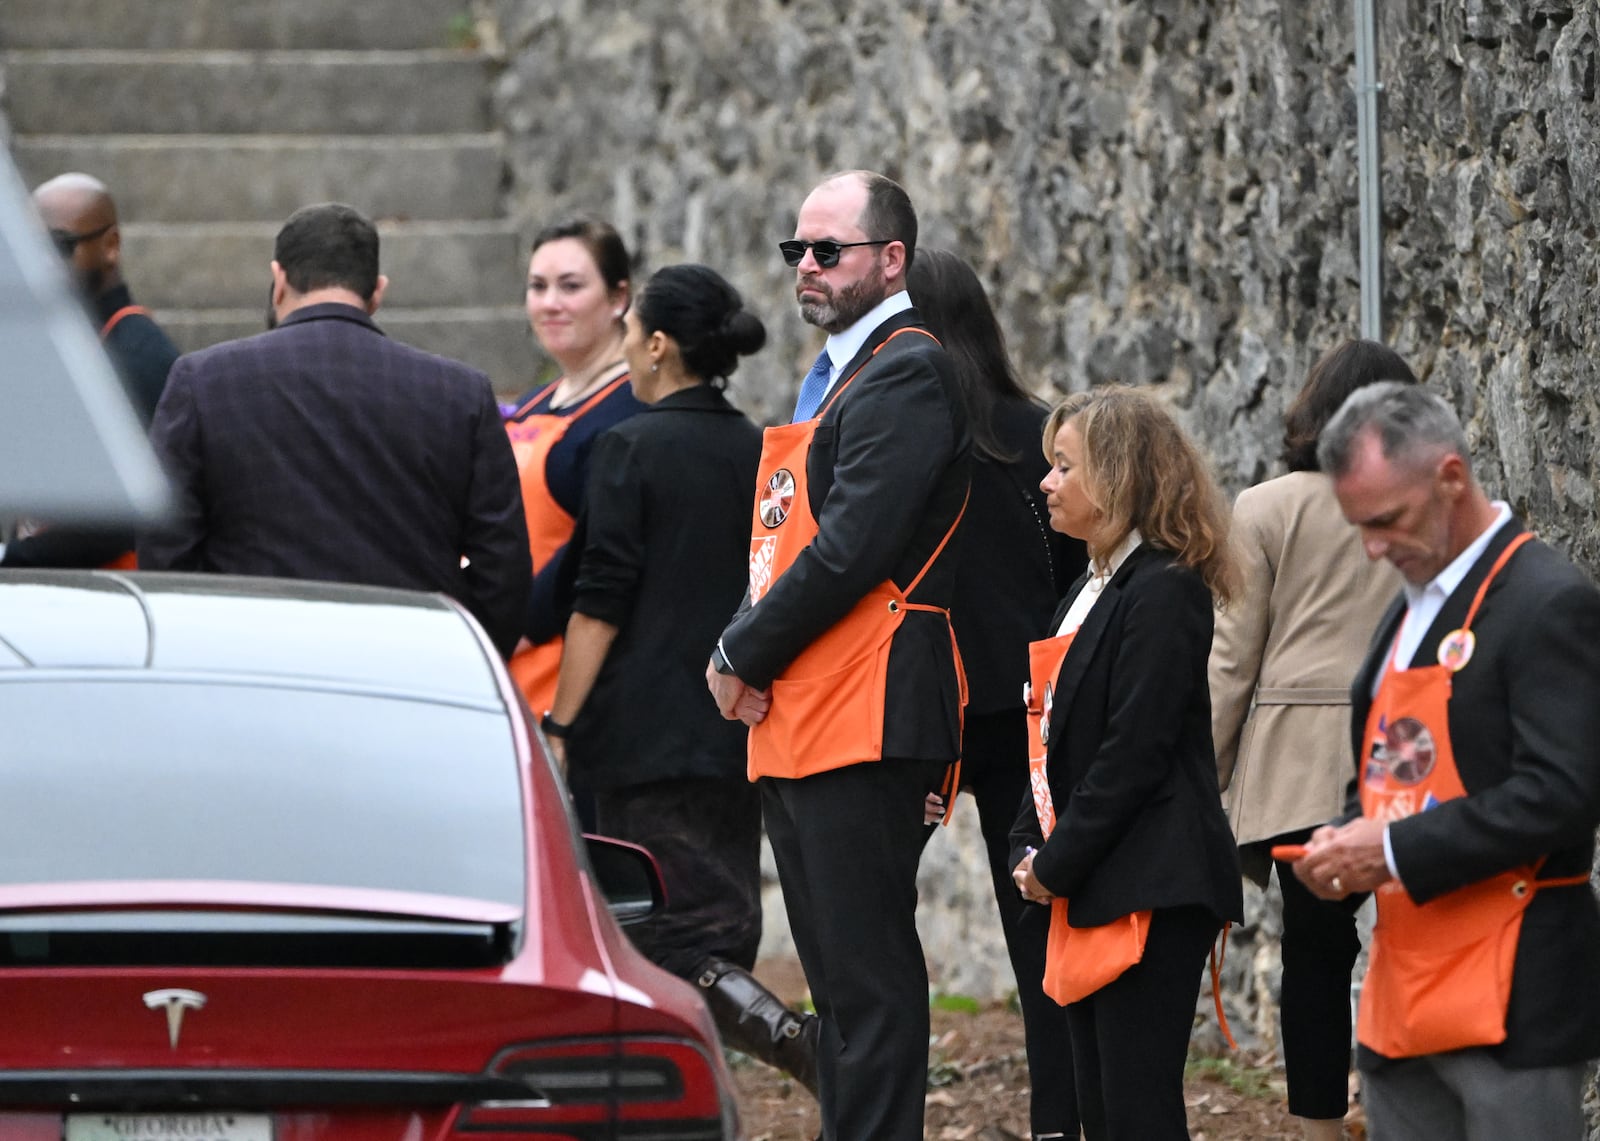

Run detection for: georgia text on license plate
[[65, 1113, 273, 1141]]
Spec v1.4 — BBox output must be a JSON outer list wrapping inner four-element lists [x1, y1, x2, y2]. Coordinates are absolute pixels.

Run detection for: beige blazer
[[1209, 471, 1399, 848]]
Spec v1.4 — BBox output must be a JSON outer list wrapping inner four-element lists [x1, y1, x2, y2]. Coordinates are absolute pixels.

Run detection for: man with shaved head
[[1, 173, 179, 569], [32, 172, 177, 424]]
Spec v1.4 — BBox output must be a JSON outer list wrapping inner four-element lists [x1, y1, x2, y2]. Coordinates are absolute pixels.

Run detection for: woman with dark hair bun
[[543, 264, 818, 1095], [1209, 338, 1418, 1141], [909, 248, 1087, 1141]]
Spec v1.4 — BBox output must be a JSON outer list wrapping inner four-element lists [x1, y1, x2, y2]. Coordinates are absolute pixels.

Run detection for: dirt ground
[[733, 958, 1362, 1141]]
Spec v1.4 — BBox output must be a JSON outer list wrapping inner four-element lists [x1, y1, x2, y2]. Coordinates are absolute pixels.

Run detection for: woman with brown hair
[[1209, 339, 1417, 1141], [1011, 386, 1243, 1140], [505, 217, 644, 715]]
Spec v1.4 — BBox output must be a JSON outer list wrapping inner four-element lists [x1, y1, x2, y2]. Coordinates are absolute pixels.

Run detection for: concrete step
[[121, 220, 527, 310], [10, 134, 505, 222], [159, 305, 538, 397], [0, 0, 475, 51], [2, 50, 492, 136]]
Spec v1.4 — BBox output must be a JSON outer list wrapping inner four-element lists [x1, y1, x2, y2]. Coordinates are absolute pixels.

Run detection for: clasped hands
[[705, 662, 771, 726], [1290, 817, 1394, 900], [1011, 848, 1054, 906]]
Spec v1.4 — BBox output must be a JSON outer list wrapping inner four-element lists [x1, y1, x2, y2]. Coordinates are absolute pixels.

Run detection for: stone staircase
[[1, 0, 535, 395]]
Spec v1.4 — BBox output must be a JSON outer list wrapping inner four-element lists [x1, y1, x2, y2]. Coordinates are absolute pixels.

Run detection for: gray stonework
[[492, 0, 1600, 1092]]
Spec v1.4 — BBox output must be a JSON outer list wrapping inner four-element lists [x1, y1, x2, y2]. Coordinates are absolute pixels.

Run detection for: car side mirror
[[583, 834, 666, 927]]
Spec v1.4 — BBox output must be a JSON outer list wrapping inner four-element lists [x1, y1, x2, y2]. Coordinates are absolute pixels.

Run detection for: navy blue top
[[509, 376, 645, 642]]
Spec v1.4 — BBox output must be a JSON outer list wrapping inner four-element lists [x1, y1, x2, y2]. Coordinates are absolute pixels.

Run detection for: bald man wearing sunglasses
[[707, 170, 972, 1141], [3, 173, 180, 570]]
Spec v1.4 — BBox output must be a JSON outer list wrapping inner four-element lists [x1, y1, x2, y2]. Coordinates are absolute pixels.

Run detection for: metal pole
[[1354, 0, 1384, 340]]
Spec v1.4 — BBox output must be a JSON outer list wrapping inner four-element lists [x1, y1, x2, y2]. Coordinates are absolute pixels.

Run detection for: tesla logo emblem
[[143, 988, 207, 1050]]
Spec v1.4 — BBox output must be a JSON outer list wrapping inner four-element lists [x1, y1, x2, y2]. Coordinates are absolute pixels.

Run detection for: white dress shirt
[[1380, 502, 1514, 883], [1055, 530, 1144, 637], [813, 290, 915, 403]]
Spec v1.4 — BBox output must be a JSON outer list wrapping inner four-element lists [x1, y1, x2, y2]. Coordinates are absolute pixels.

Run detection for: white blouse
[[1055, 529, 1144, 637]]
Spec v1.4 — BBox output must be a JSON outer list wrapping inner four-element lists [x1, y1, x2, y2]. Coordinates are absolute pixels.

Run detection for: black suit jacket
[[566, 385, 762, 791], [1011, 546, 1243, 928], [138, 303, 530, 657], [1347, 517, 1600, 1067], [720, 307, 972, 763]]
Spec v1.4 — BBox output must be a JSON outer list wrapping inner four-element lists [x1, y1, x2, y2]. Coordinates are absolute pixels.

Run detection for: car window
[[0, 681, 525, 908]]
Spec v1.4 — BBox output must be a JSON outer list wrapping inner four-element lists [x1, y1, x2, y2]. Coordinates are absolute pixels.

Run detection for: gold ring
[[1332, 875, 1344, 893]]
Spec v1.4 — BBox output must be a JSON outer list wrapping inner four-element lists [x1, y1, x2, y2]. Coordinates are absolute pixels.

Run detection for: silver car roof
[[0, 571, 503, 708]]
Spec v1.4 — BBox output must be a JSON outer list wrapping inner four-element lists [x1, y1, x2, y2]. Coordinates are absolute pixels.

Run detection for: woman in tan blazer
[[1209, 340, 1416, 1141]]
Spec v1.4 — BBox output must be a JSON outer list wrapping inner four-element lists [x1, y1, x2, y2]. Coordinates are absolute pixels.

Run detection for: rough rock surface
[[492, 0, 1600, 1110]]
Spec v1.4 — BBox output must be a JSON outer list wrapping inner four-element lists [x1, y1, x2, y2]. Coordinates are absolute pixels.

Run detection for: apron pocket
[[751, 637, 892, 779]]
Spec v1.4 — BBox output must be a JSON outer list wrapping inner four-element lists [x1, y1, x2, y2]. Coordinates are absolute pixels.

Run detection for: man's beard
[[797, 263, 888, 334], [82, 266, 107, 299]]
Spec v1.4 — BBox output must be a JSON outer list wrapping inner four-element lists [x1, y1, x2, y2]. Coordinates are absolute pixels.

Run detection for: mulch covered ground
[[732, 957, 1364, 1141]]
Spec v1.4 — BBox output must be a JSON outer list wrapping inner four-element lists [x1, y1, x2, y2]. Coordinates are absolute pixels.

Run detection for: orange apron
[[746, 329, 966, 799], [504, 368, 630, 710], [97, 307, 153, 572], [1357, 531, 1588, 1057], [1024, 631, 1151, 1004]]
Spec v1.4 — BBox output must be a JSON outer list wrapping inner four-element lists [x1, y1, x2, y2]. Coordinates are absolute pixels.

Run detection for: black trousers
[[946, 708, 1079, 1137], [1066, 904, 1220, 1141], [761, 756, 948, 1141], [1261, 826, 1363, 1120], [594, 776, 763, 979]]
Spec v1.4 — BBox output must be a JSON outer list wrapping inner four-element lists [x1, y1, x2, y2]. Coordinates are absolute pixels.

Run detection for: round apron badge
[[760, 469, 796, 528], [1378, 716, 1438, 786], [1437, 628, 1476, 671]]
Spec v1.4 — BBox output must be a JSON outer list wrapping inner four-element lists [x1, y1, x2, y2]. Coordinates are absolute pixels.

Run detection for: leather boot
[[694, 958, 819, 1099]]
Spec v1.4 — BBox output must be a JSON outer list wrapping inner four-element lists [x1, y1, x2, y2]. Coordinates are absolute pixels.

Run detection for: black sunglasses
[[49, 221, 114, 258], [779, 238, 893, 269]]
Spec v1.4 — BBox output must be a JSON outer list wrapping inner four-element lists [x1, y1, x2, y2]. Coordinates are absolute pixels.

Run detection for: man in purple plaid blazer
[[139, 203, 530, 657]]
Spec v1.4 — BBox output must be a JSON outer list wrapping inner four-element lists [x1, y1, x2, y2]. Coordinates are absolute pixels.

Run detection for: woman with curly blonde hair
[[1011, 386, 1243, 1140]]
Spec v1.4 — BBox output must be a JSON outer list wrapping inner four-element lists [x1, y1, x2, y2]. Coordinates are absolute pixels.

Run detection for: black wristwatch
[[540, 711, 571, 738]]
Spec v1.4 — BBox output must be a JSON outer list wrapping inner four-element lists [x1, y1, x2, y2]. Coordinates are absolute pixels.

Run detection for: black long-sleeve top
[[564, 384, 762, 792]]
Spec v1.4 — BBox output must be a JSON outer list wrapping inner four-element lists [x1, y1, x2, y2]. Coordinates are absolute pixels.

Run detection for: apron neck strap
[[818, 326, 942, 419], [1461, 530, 1533, 633]]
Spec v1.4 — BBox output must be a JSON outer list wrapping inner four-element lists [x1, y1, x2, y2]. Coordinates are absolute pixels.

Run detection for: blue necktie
[[792, 350, 833, 422]]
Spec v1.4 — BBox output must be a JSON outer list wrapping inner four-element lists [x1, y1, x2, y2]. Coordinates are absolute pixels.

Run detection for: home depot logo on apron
[[1024, 631, 1151, 1005], [746, 329, 966, 795], [1357, 531, 1590, 1058], [504, 369, 629, 711]]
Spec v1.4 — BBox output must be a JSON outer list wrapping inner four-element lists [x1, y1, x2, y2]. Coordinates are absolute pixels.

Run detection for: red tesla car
[[0, 571, 741, 1141]]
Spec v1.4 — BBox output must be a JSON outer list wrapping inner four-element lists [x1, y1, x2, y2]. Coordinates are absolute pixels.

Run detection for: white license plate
[[65, 1113, 273, 1141]]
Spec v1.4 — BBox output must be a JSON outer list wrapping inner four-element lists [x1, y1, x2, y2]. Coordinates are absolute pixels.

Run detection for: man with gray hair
[[1290, 382, 1600, 1139]]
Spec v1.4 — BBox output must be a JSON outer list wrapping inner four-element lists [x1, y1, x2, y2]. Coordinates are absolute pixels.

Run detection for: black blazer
[[565, 385, 761, 791], [951, 396, 1087, 715], [1348, 518, 1600, 1067], [139, 303, 531, 657], [1010, 546, 1243, 928], [720, 307, 972, 763]]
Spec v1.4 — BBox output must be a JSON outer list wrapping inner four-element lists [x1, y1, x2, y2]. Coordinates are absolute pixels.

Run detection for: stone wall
[[491, 0, 1600, 1077]]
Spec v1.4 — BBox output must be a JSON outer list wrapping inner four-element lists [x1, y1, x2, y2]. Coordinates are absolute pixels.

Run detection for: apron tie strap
[[1209, 923, 1238, 1051]]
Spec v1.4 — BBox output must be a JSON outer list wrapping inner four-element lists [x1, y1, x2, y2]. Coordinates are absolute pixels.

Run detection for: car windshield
[[0, 680, 525, 909]]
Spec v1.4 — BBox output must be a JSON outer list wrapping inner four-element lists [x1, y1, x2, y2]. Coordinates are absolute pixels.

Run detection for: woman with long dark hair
[[1209, 339, 1418, 1141], [909, 249, 1086, 1141]]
